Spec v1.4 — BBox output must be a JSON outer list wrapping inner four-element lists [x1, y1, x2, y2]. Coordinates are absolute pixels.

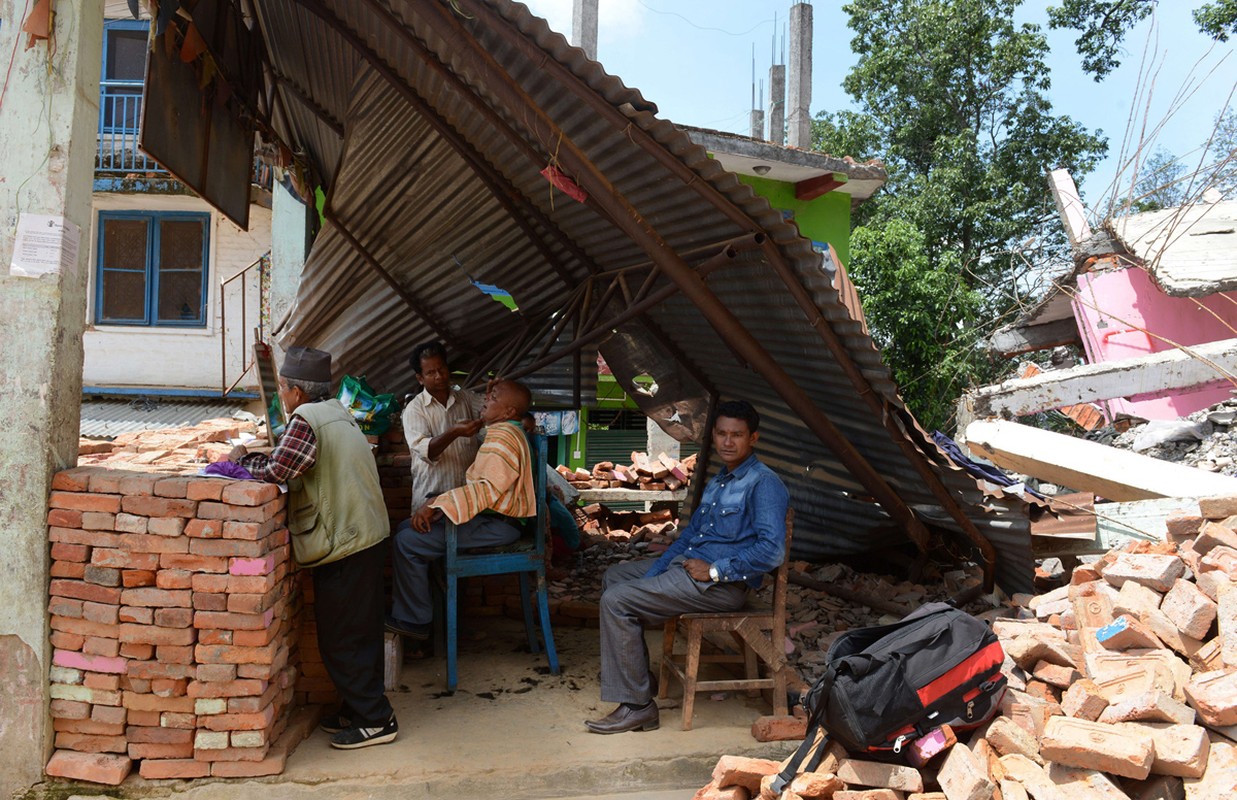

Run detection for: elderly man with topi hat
[[228, 345, 397, 750]]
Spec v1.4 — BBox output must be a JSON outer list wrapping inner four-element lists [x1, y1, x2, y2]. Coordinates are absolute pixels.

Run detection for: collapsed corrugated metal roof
[[177, 0, 1034, 592]]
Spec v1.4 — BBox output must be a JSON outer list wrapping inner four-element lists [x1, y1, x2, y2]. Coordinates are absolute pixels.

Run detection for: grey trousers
[[390, 515, 520, 625], [599, 557, 748, 705]]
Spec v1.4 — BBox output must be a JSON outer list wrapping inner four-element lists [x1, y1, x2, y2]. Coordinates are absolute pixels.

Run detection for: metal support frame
[[220, 253, 267, 396], [270, 68, 345, 137], [323, 208, 457, 344], [454, 0, 1001, 582]]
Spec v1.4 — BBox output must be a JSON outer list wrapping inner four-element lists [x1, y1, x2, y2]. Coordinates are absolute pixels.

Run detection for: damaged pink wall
[[1073, 267, 1237, 420]]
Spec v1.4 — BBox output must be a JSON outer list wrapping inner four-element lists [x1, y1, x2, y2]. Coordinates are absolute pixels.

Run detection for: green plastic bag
[[336, 375, 396, 436]]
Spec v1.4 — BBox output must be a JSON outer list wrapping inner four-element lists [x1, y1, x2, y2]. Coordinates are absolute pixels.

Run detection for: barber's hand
[[411, 503, 442, 533], [454, 419, 483, 437], [682, 558, 712, 582], [226, 445, 249, 462]]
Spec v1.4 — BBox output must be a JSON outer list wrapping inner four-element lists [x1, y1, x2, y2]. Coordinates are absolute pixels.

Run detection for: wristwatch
[[708, 564, 720, 583]]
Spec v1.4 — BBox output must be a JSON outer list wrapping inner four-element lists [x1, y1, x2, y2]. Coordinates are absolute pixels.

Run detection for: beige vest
[[286, 400, 389, 567]]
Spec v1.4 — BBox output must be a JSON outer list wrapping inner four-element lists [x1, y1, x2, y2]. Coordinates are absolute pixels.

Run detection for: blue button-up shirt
[[645, 453, 789, 588]]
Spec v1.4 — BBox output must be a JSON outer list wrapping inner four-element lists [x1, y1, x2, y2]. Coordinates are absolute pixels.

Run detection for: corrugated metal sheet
[[80, 398, 248, 439], [240, 0, 1035, 592]]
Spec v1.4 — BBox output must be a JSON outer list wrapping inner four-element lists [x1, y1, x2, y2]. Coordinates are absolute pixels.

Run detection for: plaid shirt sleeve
[[239, 416, 317, 483]]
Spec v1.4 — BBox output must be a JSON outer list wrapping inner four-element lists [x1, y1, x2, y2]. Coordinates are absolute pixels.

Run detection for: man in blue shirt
[[585, 400, 789, 734]]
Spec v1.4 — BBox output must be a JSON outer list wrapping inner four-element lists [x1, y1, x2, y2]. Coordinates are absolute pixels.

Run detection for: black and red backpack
[[771, 603, 1006, 793]]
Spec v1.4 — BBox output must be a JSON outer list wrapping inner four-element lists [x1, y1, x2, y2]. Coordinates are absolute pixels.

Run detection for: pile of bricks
[[692, 495, 1237, 800], [77, 418, 260, 469], [562, 451, 697, 491], [42, 466, 309, 785]]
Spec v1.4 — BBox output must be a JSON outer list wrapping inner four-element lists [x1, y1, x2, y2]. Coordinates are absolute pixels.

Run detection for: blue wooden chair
[[441, 432, 560, 691]]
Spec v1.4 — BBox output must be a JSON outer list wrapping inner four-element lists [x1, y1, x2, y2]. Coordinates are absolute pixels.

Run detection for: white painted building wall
[[82, 193, 271, 392]]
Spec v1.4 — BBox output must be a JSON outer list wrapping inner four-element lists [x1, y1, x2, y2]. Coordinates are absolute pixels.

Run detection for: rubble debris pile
[[559, 451, 698, 491], [1109, 399, 1237, 477], [691, 495, 1237, 800], [542, 505, 680, 623], [42, 466, 316, 784]]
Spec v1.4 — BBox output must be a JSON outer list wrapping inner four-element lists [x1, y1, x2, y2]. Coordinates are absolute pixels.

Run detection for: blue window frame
[[95, 211, 211, 327], [100, 20, 147, 135]]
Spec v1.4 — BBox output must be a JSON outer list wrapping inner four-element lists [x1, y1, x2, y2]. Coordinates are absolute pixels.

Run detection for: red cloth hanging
[[540, 165, 588, 204]]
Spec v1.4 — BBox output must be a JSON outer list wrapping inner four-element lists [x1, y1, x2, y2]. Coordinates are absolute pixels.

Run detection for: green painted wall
[[736, 174, 853, 266]]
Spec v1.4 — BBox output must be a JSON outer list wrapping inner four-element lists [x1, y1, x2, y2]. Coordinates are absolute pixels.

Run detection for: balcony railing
[[96, 82, 163, 173], [96, 83, 273, 192]]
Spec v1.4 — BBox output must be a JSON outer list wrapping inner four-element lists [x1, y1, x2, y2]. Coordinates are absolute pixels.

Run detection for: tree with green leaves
[[1048, 0, 1237, 81], [1128, 146, 1188, 211], [814, 0, 1106, 431], [1119, 109, 1236, 212]]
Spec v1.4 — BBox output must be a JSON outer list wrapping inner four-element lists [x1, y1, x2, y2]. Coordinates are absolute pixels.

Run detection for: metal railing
[[220, 252, 270, 396], [96, 83, 164, 173]]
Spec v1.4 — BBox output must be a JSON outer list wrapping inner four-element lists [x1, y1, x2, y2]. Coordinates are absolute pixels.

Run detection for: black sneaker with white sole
[[329, 716, 398, 750]]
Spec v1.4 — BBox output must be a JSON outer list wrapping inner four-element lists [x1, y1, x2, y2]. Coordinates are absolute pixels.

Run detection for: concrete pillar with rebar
[[787, 3, 813, 148], [769, 64, 786, 145]]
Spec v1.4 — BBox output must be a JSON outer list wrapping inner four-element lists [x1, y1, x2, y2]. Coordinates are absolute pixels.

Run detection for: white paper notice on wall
[[9, 214, 81, 278]]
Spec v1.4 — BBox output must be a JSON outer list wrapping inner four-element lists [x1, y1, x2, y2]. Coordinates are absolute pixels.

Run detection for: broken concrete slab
[[964, 420, 1237, 502]]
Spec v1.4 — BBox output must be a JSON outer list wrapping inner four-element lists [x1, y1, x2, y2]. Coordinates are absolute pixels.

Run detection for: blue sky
[[521, 0, 1235, 222]]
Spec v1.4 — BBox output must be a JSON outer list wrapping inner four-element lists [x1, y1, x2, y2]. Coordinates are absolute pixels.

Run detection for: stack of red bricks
[[43, 466, 304, 785], [691, 495, 1237, 800]]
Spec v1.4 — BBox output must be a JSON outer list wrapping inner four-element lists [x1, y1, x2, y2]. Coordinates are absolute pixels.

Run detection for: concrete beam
[[1048, 168, 1092, 247], [966, 337, 1237, 419], [795, 172, 847, 201], [0, 2, 103, 793], [988, 316, 1081, 357], [964, 420, 1237, 502]]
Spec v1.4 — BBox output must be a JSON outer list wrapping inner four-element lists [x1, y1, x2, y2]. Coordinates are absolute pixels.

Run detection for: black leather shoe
[[585, 701, 659, 734]]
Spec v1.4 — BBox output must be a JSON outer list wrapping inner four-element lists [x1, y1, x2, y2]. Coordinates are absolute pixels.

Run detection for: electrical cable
[[0, 0, 36, 114], [635, 0, 773, 38]]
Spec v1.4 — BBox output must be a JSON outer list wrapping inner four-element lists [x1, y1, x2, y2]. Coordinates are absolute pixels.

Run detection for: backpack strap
[[768, 723, 830, 796]]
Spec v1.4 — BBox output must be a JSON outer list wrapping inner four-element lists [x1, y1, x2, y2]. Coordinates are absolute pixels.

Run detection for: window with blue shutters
[[95, 211, 211, 327]]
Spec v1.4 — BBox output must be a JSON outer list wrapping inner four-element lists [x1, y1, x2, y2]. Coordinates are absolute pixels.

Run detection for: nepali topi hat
[[281, 346, 332, 383]]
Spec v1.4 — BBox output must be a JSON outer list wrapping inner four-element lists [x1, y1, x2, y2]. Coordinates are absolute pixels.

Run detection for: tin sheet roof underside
[[247, 0, 1034, 591], [80, 398, 247, 440]]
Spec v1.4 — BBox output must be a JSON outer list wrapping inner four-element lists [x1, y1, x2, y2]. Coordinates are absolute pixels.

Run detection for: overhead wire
[[634, 0, 776, 38]]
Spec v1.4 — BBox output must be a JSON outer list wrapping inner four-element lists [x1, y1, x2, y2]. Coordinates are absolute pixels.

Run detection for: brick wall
[[45, 466, 301, 782]]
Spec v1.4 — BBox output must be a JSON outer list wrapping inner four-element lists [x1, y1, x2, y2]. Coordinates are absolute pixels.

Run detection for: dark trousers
[[599, 557, 748, 705], [312, 540, 393, 727]]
